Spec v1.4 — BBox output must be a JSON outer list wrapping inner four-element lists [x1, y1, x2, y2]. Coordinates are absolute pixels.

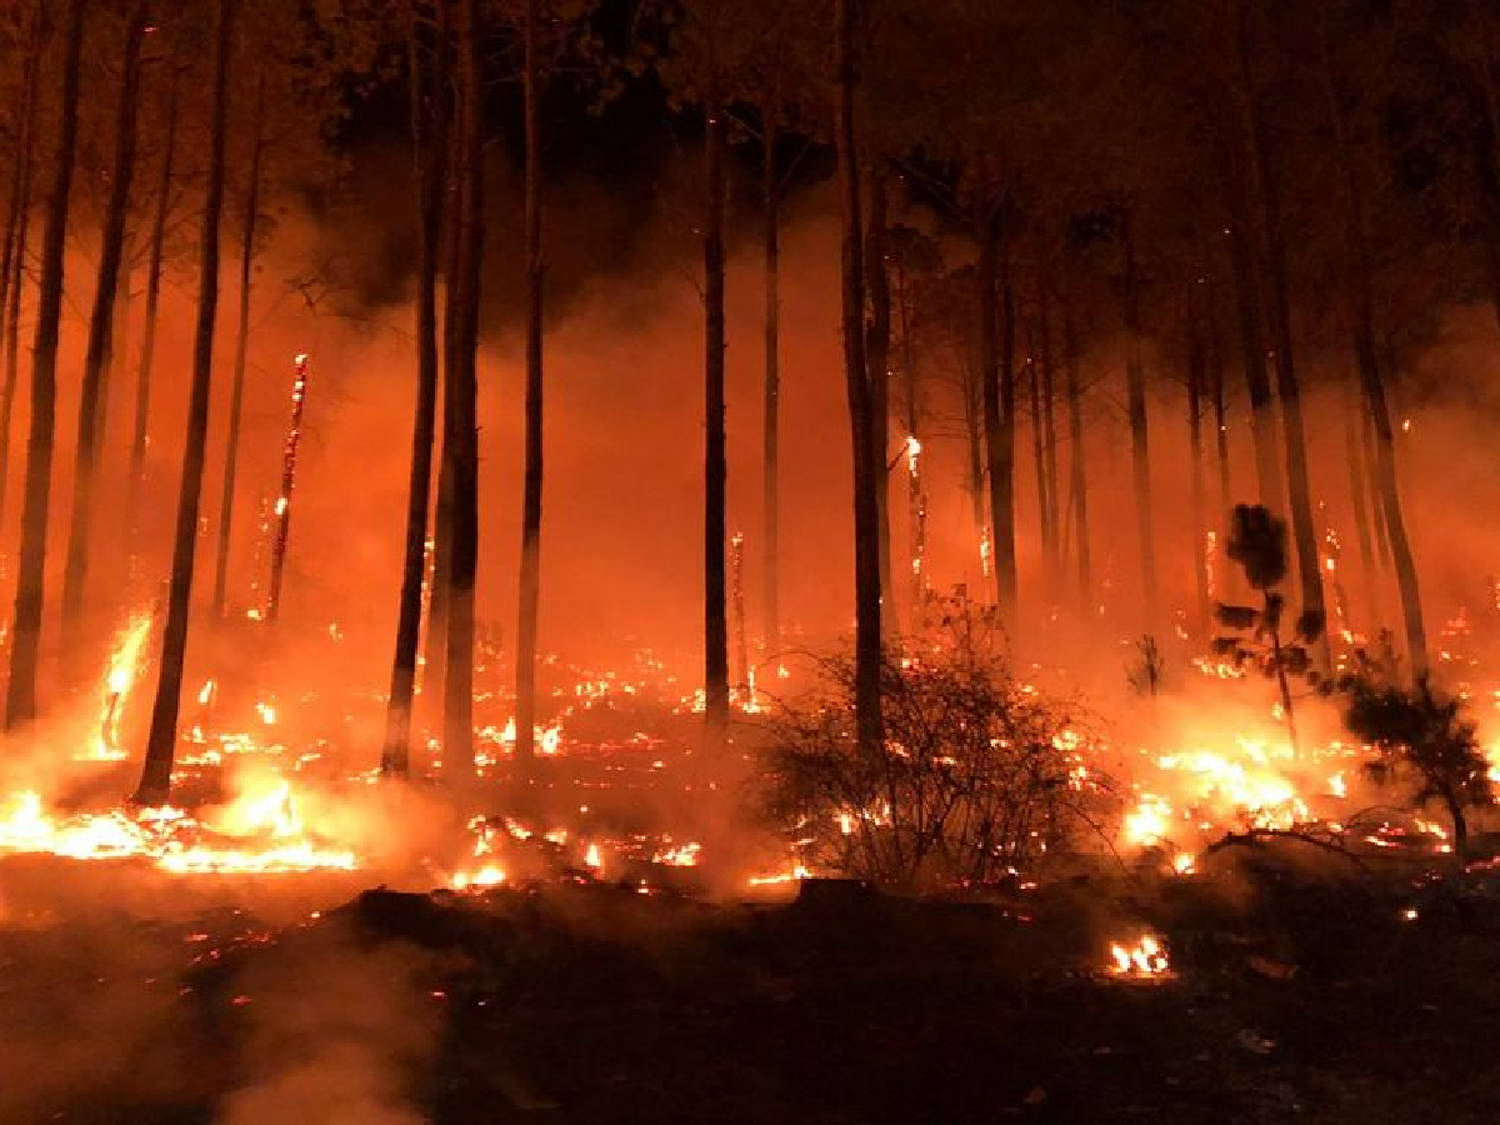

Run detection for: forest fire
[[4, 0, 1500, 1117]]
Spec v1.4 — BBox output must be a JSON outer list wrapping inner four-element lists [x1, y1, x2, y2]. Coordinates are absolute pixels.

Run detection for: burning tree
[[1342, 675, 1494, 864], [761, 597, 1110, 889], [1213, 503, 1325, 758]]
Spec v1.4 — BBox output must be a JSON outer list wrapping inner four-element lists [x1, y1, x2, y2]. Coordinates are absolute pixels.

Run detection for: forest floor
[[3, 845, 1500, 1123]]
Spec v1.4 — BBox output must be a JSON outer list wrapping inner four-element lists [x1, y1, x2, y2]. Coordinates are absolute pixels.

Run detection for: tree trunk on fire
[[212, 75, 266, 618], [382, 0, 450, 777], [835, 0, 883, 754], [441, 0, 485, 780], [5, 0, 87, 729], [134, 0, 234, 801], [514, 0, 545, 771], [1234, 0, 1329, 667], [61, 2, 149, 652]]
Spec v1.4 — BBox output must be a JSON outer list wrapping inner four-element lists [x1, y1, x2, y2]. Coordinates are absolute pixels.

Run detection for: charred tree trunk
[[702, 62, 730, 742], [761, 109, 781, 658], [514, 0, 545, 770], [835, 0, 883, 753], [62, 2, 149, 650], [1225, 177, 1282, 507], [980, 208, 1017, 624], [1207, 299, 1233, 527], [1317, 4, 1427, 674], [1467, 2, 1500, 335], [381, 4, 449, 776], [1186, 305, 1212, 635], [441, 0, 484, 779], [0, 12, 41, 541], [127, 72, 180, 567], [964, 362, 987, 581], [1039, 281, 1061, 599], [865, 166, 893, 636], [211, 75, 266, 617], [1234, 0, 1328, 665], [896, 257, 925, 616], [5, 0, 87, 729], [134, 0, 234, 800], [1026, 347, 1050, 596], [1343, 377, 1379, 625], [1120, 210, 1158, 632], [1063, 296, 1092, 606]]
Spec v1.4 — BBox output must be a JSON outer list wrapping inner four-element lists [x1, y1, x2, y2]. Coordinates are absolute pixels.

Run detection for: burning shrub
[[1341, 674, 1494, 862], [758, 600, 1112, 889]]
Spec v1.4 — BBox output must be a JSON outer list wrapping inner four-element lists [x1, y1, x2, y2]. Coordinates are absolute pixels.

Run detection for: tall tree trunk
[[382, 1, 449, 776], [1225, 175, 1282, 506], [1027, 348, 1050, 596], [1120, 210, 1158, 631], [1207, 296, 1232, 524], [212, 75, 266, 617], [896, 259, 925, 616], [1039, 279, 1061, 598], [761, 108, 781, 658], [1186, 305, 1212, 634], [835, 0, 882, 753], [127, 72, 180, 571], [61, 2, 148, 652], [441, 0, 484, 779], [1233, 0, 1329, 664], [980, 208, 1017, 624], [1063, 296, 1092, 606], [1317, 2, 1427, 674], [702, 61, 730, 741], [1343, 377, 1379, 626], [134, 0, 234, 800], [0, 12, 41, 542], [865, 166, 893, 636], [5, 0, 87, 729], [964, 363, 987, 582], [514, 0, 545, 770], [1467, 2, 1500, 334]]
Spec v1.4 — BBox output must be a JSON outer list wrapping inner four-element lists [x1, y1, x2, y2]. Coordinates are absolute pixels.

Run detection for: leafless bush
[[758, 598, 1114, 889]]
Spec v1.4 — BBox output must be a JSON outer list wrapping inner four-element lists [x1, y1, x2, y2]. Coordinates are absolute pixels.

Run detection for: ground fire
[[3, 0, 1500, 1120]]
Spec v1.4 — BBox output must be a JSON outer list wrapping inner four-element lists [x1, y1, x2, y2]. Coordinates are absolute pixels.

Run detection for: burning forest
[[4, 0, 1500, 1120]]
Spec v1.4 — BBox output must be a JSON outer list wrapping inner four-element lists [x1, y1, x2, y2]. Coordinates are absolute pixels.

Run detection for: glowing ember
[[651, 840, 702, 866]]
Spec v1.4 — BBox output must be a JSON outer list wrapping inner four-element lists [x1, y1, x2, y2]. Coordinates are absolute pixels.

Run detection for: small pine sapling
[[1342, 673, 1494, 864], [1212, 504, 1327, 758]]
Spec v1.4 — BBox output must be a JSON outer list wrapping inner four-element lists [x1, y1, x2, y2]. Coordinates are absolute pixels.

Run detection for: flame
[[89, 610, 155, 760], [1109, 932, 1169, 977], [0, 787, 355, 875]]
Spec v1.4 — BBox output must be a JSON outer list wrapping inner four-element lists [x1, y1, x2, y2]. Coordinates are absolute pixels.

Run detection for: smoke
[[216, 924, 441, 1125]]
